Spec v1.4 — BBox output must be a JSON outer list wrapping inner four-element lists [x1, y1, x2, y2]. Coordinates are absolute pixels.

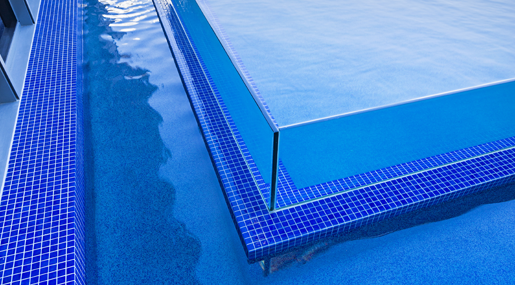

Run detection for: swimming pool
[[82, 0, 515, 282], [1, 0, 515, 283], [200, 0, 515, 125], [195, 0, 515, 195], [148, 0, 515, 263]]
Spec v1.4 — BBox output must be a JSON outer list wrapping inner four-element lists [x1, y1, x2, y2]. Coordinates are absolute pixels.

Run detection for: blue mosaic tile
[[0, 0, 85, 283], [179, 0, 515, 210], [153, 0, 515, 263]]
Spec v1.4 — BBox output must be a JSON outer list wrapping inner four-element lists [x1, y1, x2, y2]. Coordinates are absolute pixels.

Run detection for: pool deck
[[153, 0, 515, 263]]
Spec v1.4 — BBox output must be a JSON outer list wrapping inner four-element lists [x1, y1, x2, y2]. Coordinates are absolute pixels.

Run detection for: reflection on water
[[82, 0, 515, 282], [83, 0, 201, 283]]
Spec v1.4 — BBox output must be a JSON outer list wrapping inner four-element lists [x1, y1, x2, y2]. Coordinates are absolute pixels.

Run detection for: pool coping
[[0, 0, 85, 283], [153, 0, 515, 263]]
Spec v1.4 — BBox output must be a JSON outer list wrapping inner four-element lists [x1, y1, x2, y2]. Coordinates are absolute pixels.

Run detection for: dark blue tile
[[153, 0, 515, 263]]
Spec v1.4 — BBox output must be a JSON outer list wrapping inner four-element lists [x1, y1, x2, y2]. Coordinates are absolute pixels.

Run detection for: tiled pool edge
[[194, 0, 515, 209], [154, 0, 515, 263], [0, 0, 85, 283], [75, 0, 86, 283]]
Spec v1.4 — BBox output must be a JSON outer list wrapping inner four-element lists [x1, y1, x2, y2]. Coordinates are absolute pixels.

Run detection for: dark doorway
[[0, 0, 17, 60]]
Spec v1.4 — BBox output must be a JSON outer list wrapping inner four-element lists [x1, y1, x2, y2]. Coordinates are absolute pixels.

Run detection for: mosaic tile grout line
[[74, 0, 86, 283], [153, 0, 515, 263], [167, 0, 515, 211], [0, 0, 85, 283]]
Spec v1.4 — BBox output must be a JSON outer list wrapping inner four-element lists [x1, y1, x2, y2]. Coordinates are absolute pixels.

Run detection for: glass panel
[[172, 0, 276, 203], [278, 80, 515, 206]]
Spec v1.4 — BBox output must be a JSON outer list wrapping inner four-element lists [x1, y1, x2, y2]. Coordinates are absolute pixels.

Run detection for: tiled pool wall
[[1, 0, 513, 283], [153, 0, 515, 263], [0, 0, 85, 283]]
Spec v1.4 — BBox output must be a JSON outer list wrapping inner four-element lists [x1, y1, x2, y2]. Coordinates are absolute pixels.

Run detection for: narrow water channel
[[82, 0, 515, 283]]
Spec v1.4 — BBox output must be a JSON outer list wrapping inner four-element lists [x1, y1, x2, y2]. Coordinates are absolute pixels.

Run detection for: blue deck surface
[[153, 0, 515, 262]]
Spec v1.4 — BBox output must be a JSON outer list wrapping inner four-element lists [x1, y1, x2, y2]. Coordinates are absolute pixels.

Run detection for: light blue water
[[167, 0, 277, 205], [84, 0, 515, 283], [280, 81, 515, 189], [168, 0, 515, 198], [200, 0, 515, 126]]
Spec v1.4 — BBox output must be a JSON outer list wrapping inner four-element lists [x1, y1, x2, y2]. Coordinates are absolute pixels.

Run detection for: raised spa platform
[[153, 0, 515, 263]]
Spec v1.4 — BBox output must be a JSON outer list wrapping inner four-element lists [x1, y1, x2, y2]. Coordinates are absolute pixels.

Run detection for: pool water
[[84, 0, 515, 283], [200, 0, 515, 126], [168, 0, 515, 206]]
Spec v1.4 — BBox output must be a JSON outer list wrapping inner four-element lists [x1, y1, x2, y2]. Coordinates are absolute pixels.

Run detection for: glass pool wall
[[169, 0, 280, 206], [82, 0, 515, 282], [172, 0, 515, 210], [279, 80, 515, 192]]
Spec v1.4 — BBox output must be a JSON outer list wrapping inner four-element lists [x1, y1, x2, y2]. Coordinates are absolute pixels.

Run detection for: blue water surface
[[200, 0, 515, 125], [84, 0, 515, 283], [175, 0, 515, 195]]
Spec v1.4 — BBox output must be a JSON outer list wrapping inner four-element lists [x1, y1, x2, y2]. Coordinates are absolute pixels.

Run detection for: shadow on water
[[270, 181, 515, 272], [81, 0, 515, 280], [83, 1, 201, 284]]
